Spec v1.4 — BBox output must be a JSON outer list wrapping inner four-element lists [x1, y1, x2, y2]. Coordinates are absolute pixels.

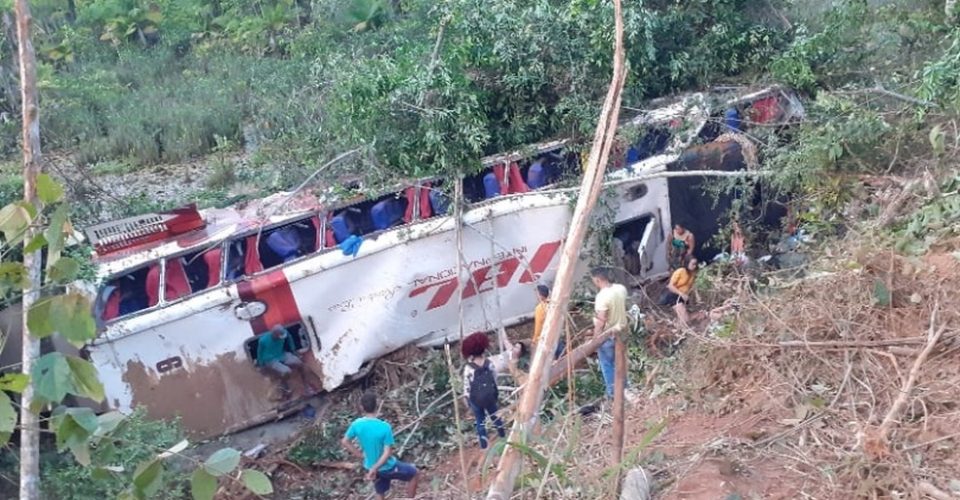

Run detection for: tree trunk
[[14, 0, 42, 497], [485, 0, 626, 497], [612, 336, 627, 486]]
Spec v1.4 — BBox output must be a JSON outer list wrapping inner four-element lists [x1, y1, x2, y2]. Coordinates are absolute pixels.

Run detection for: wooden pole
[[612, 336, 627, 486], [485, 0, 626, 497], [14, 0, 42, 497]]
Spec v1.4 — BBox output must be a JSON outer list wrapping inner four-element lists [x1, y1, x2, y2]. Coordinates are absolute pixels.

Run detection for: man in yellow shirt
[[590, 268, 629, 399]]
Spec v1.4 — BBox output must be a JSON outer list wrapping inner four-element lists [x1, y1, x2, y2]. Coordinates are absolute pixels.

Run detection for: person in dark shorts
[[341, 390, 420, 499], [659, 257, 698, 326]]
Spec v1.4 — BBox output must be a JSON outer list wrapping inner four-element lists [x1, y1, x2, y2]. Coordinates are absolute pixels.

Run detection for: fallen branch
[[917, 481, 953, 500], [864, 302, 946, 458], [902, 431, 960, 452], [777, 334, 954, 349]]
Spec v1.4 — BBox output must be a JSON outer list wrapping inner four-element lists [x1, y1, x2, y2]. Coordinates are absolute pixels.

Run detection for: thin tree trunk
[[14, 0, 42, 497], [485, 0, 626, 497], [612, 337, 627, 486]]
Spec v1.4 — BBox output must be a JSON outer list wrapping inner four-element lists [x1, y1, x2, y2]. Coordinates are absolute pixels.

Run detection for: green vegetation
[[40, 410, 188, 500], [1, 0, 782, 184]]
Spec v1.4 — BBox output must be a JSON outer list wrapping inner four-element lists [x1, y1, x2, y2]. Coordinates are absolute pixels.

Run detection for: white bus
[[61, 86, 801, 437]]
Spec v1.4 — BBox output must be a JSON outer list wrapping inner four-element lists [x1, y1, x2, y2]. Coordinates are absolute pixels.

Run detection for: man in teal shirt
[[341, 390, 420, 499], [256, 324, 317, 399]]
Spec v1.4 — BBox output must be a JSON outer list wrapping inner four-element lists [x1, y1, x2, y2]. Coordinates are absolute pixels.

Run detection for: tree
[[13, 0, 42, 495]]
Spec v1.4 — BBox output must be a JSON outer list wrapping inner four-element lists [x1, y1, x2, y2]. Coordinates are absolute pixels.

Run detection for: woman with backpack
[[461, 332, 506, 449]]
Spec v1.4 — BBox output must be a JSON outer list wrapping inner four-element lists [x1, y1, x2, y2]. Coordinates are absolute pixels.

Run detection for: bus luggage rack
[[85, 205, 205, 255]]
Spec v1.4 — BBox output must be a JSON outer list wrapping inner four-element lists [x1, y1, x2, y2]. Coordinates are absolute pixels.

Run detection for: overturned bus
[[66, 86, 802, 436]]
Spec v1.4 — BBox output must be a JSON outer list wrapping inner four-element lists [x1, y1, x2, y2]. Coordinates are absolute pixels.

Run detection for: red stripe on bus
[[237, 269, 301, 334]]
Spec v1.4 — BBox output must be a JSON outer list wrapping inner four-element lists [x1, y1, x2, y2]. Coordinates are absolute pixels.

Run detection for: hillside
[[2, 0, 960, 499]]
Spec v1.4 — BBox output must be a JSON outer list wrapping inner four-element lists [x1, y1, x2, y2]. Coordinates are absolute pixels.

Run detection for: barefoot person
[[461, 332, 506, 449], [341, 390, 420, 499], [669, 224, 695, 270], [256, 324, 318, 399], [660, 257, 699, 326]]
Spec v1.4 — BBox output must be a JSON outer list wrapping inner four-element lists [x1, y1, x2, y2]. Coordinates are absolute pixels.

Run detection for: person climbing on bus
[[341, 390, 420, 500], [461, 332, 506, 449], [659, 257, 699, 327], [669, 223, 695, 270], [256, 324, 318, 400]]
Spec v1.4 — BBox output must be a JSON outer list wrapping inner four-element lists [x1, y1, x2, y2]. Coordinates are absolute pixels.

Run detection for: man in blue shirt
[[341, 390, 420, 499]]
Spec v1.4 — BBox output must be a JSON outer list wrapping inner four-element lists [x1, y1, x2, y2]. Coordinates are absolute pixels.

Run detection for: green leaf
[[26, 297, 56, 339], [0, 392, 17, 442], [0, 203, 31, 244], [44, 204, 69, 270], [36, 173, 64, 204], [48, 257, 81, 284], [28, 293, 96, 346], [873, 279, 891, 307], [93, 411, 126, 438], [65, 355, 105, 402], [132, 459, 164, 497], [31, 353, 103, 405], [930, 124, 945, 157], [204, 448, 241, 477], [23, 233, 47, 254], [52, 406, 98, 465], [240, 469, 273, 495], [0, 262, 28, 298], [190, 468, 217, 500], [0, 373, 29, 393], [32, 352, 72, 403]]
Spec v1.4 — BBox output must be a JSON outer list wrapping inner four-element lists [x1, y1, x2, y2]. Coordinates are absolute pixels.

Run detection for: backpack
[[468, 360, 499, 408]]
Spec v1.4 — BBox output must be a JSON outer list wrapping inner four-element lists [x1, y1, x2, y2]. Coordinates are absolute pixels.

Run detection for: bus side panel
[[289, 200, 575, 391], [88, 289, 280, 437]]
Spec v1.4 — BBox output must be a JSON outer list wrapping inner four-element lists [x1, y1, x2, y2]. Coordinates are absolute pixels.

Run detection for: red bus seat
[[103, 288, 121, 321], [506, 162, 529, 194], [244, 235, 263, 275], [419, 183, 433, 219], [146, 265, 161, 307], [164, 258, 191, 301], [203, 248, 222, 288]]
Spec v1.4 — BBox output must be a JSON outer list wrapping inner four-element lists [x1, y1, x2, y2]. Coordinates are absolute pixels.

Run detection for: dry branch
[[864, 302, 947, 458]]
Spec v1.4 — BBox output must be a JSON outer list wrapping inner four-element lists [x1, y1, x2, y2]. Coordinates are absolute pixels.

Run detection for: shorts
[[375, 461, 418, 494], [265, 353, 302, 376], [659, 292, 687, 306]]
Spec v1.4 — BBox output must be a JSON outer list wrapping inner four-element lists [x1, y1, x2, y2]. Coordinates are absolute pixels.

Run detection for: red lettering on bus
[[408, 240, 561, 311]]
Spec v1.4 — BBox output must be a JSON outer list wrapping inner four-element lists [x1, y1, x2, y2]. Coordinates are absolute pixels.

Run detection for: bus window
[[329, 192, 410, 244], [167, 246, 222, 298], [258, 217, 319, 269], [422, 181, 450, 218], [97, 266, 154, 322], [225, 236, 263, 281]]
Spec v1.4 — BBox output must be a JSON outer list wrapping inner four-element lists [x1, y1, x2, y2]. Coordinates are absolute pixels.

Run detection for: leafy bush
[[41, 409, 189, 500]]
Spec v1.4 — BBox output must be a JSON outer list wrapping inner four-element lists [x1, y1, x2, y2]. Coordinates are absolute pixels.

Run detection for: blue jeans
[[553, 339, 566, 360], [468, 399, 505, 448], [374, 461, 417, 495], [598, 337, 626, 398]]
